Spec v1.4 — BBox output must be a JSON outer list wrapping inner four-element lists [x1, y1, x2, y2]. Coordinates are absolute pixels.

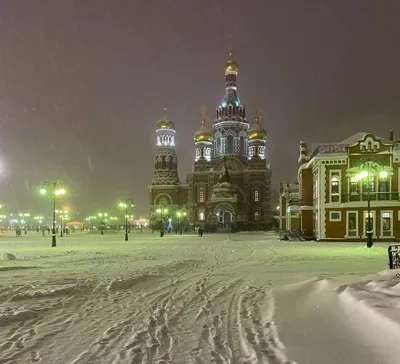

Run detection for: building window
[[226, 135, 234, 154], [362, 174, 375, 193], [378, 179, 389, 200], [349, 177, 359, 194], [240, 136, 245, 154], [254, 212, 259, 220], [347, 212, 357, 232], [199, 211, 205, 221], [364, 211, 375, 235], [329, 211, 341, 221], [199, 187, 204, 202], [254, 190, 259, 202], [346, 211, 358, 237], [330, 175, 340, 202], [382, 211, 391, 232]]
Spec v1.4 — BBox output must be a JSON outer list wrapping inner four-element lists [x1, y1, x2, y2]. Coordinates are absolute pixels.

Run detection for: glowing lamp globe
[[40, 188, 47, 195], [379, 171, 388, 179]]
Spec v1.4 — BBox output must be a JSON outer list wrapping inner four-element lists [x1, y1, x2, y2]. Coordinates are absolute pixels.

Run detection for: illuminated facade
[[296, 132, 400, 241], [149, 53, 272, 231], [278, 183, 300, 231]]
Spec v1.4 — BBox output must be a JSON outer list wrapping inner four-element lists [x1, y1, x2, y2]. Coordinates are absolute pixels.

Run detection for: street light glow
[[40, 188, 47, 195], [55, 188, 66, 196], [379, 170, 388, 179]]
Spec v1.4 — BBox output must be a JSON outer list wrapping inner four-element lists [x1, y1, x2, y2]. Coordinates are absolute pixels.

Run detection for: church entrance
[[214, 203, 234, 230]]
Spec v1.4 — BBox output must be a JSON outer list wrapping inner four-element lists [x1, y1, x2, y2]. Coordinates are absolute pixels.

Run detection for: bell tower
[[213, 51, 249, 160], [149, 110, 188, 228], [152, 109, 180, 186]]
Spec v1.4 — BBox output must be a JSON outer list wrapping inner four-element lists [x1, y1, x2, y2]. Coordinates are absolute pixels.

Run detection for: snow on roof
[[306, 132, 393, 157]]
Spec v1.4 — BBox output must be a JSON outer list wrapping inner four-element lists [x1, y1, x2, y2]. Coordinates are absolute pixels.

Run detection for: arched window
[[199, 211, 205, 221], [217, 139, 221, 155], [161, 156, 166, 169], [330, 176, 340, 202], [254, 190, 259, 202], [226, 135, 234, 154]]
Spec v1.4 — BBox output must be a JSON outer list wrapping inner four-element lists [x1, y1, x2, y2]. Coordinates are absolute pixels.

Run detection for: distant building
[[278, 182, 300, 231], [149, 52, 272, 231], [296, 131, 400, 241]]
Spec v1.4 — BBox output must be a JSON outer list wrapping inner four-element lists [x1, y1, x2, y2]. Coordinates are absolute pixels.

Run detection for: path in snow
[[0, 232, 399, 364]]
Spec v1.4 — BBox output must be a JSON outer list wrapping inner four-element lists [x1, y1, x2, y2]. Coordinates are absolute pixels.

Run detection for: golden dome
[[194, 118, 213, 143], [156, 108, 175, 130], [225, 51, 239, 73], [248, 116, 267, 140]]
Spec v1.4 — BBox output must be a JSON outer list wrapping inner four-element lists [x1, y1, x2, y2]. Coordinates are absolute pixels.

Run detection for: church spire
[[215, 50, 247, 124]]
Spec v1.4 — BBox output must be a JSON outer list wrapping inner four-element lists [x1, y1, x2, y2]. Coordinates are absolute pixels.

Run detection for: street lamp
[[176, 210, 187, 235], [156, 207, 169, 237], [56, 209, 69, 237], [355, 164, 388, 248], [118, 199, 135, 241], [39, 181, 66, 247], [97, 212, 108, 235]]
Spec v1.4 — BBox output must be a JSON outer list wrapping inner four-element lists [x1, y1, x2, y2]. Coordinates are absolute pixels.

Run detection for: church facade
[[148, 53, 272, 231]]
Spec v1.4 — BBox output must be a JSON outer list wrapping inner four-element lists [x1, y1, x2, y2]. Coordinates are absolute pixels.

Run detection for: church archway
[[214, 203, 234, 228]]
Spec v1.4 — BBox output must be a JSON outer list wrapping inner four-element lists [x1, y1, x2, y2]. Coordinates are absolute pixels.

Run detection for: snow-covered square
[[1, 232, 399, 364]]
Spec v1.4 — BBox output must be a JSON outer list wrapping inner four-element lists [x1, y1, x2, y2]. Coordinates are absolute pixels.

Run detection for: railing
[[341, 192, 399, 203]]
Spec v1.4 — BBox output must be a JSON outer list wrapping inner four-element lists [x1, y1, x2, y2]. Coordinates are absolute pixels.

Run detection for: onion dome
[[225, 51, 239, 73], [156, 108, 175, 130], [248, 116, 267, 140], [194, 117, 213, 143]]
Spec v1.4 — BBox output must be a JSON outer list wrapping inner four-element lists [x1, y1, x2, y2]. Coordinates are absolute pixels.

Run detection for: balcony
[[341, 192, 399, 203]]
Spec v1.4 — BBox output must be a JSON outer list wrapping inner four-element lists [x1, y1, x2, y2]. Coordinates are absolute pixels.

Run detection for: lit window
[[349, 177, 359, 194], [254, 190, 259, 202], [254, 212, 259, 220], [199, 187, 204, 202], [382, 212, 391, 231], [199, 211, 205, 221], [330, 176, 340, 202]]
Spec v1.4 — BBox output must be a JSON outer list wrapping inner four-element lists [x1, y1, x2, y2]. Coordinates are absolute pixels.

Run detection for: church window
[[254, 212, 259, 220], [161, 156, 166, 169], [199, 211, 205, 221], [254, 190, 259, 202], [199, 187, 204, 202], [226, 135, 233, 154]]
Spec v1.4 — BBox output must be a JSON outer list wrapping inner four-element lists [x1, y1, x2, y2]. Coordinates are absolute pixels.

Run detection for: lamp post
[[119, 199, 135, 241], [39, 181, 66, 247], [156, 207, 169, 237], [56, 209, 69, 237], [97, 213, 108, 235], [176, 210, 187, 235], [355, 164, 388, 248]]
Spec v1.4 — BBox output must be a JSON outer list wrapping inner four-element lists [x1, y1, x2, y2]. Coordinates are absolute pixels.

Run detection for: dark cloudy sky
[[0, 0, 399, 217]]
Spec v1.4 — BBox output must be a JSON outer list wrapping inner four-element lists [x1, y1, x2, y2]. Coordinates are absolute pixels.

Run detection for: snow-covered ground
[[0, 231, 399, 364]]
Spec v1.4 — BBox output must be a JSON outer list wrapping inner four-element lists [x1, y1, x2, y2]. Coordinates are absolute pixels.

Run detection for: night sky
[[1, 0, 399, 217]]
